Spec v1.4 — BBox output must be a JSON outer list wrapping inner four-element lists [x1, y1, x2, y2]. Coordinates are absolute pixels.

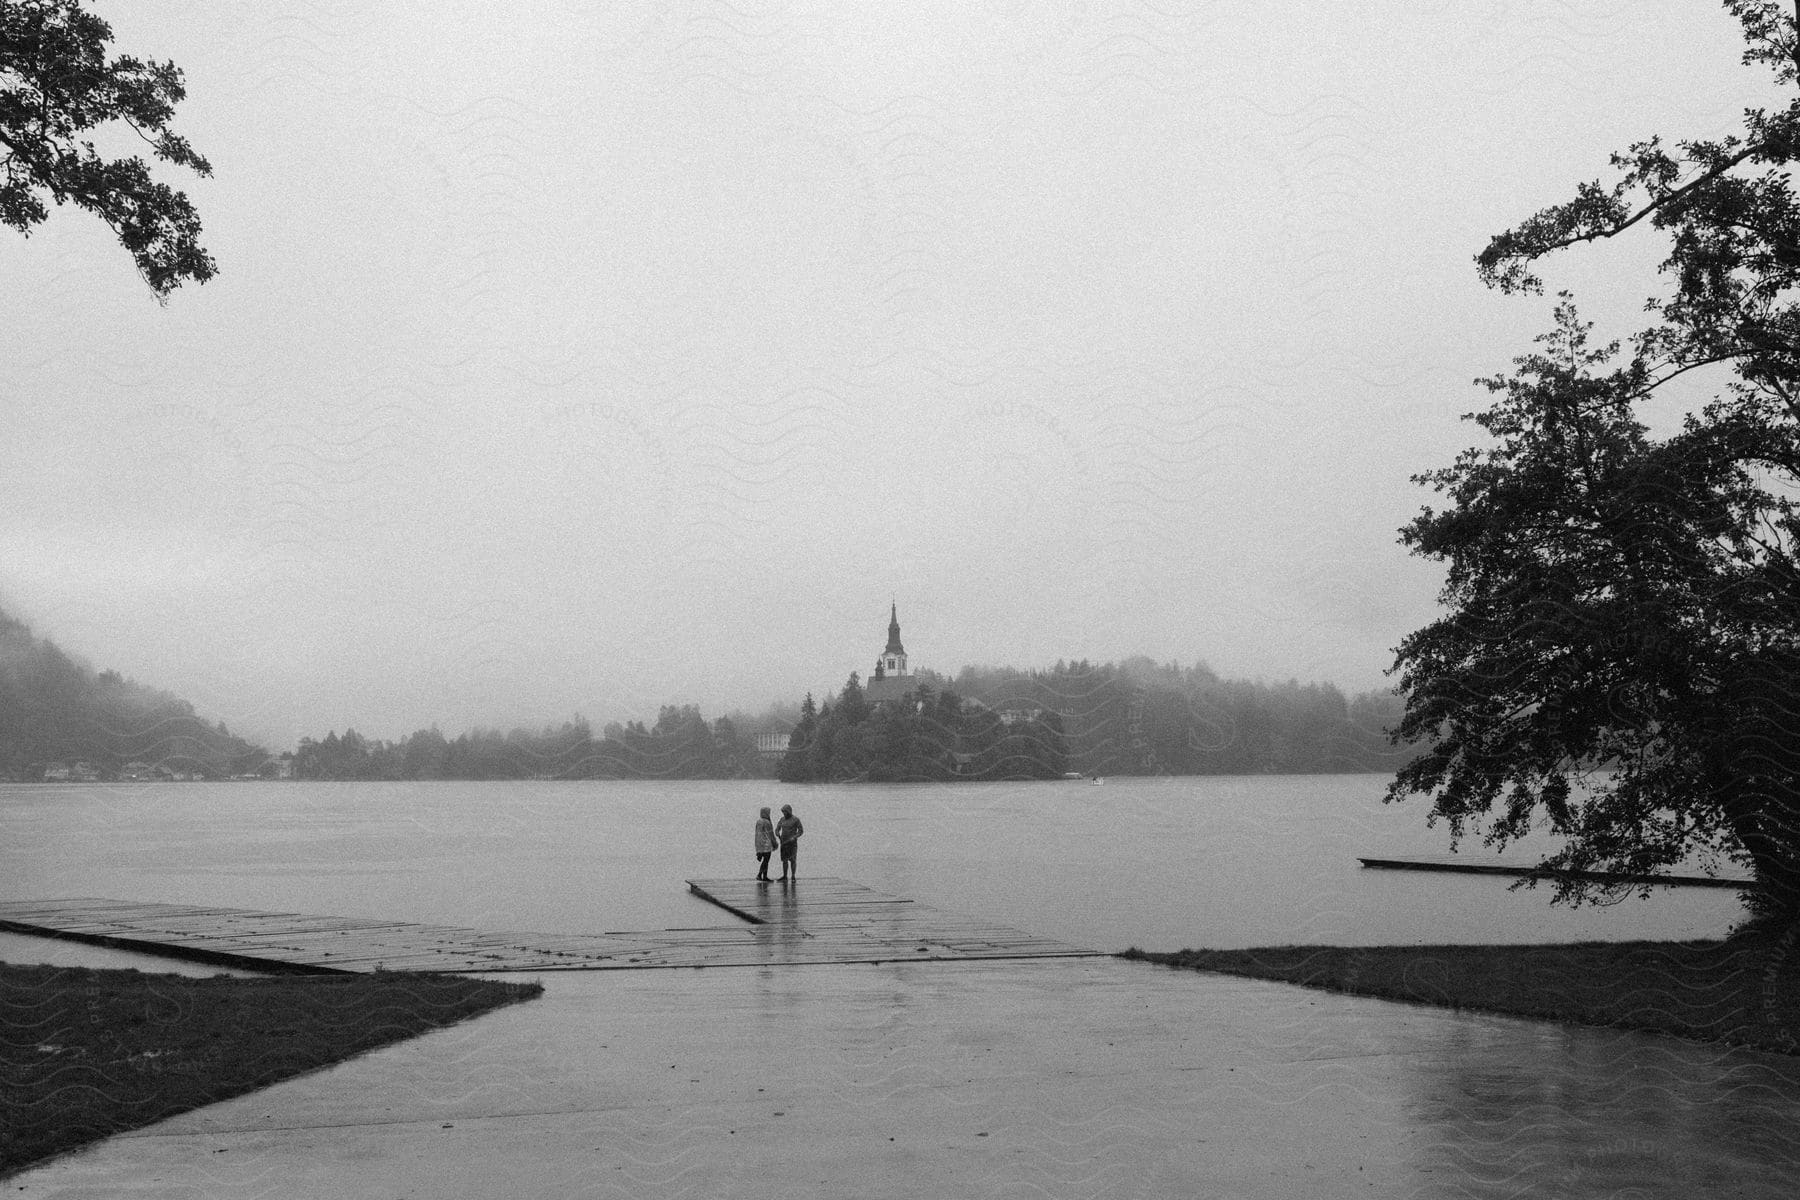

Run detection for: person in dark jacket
[[775, 804, 804, 882]]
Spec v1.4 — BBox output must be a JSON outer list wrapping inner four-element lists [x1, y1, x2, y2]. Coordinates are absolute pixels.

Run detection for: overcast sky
[[0, 1, 1769, 747]]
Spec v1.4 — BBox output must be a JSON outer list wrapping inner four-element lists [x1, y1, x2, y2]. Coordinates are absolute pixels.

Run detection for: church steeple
[[884, 600, 905, 656], [875, 601, 908, 680]]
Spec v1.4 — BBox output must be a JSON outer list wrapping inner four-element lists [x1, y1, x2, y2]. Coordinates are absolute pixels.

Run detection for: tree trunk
[[1718, 658, 1800, 925]]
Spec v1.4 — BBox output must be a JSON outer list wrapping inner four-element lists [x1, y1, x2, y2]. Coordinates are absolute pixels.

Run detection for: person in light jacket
[[775, 804, 804, 882], [753, 807, 776, 882]]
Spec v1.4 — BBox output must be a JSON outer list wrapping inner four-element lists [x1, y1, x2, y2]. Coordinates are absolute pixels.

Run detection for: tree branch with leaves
[[0, 0, 214, 298]]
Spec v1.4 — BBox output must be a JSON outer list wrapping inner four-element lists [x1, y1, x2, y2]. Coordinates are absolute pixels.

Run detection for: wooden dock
[[0, 880, 1097, 975], [685, 877, 1094, 958], [1357, 857, 1754, 890]]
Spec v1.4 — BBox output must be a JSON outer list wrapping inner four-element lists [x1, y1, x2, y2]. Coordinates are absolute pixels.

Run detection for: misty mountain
[[0, 606, 269, 781]]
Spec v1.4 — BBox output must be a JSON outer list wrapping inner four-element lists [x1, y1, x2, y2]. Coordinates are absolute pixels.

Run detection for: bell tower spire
[[885, 600, 905, 656], [875, 600, 908, 680]]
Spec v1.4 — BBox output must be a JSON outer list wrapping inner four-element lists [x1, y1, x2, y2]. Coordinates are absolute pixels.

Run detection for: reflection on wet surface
[[1400, 1022, 1800, 1195], [16, 960, 1799, 1198]]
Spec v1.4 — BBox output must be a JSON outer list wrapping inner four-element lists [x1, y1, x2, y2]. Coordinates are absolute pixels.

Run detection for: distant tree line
[[948, 657, 1412, 777], [291, 705, 764, 781], [777, 674, 1070, 783], [4, 601, 1414, 786], [291, 658, 1412, 783], [0, 607, 268, 780]]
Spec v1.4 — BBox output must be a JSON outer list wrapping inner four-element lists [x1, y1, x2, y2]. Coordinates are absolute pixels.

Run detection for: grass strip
[[0, 963, 541, 1177], [1121, 935, 1800, 1055]]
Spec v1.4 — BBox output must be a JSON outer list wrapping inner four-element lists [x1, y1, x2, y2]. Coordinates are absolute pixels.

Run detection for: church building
[[864, 602, 917, 707]]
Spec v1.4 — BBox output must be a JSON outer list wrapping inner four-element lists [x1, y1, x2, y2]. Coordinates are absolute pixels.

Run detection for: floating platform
[[1357, 857, 1754, 890], [685, 877, 1091, 958], [0, 880, 1097, 975]]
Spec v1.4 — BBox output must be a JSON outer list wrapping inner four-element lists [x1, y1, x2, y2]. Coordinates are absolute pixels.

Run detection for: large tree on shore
[[1, 0, 215, 297], [1391, 0, 1800, 923]]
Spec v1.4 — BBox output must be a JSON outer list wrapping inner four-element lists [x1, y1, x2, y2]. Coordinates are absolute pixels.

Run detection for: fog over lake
[[0, 3, 1770, 749], [1, 777, 1745, 952], [6, 9, 1798, 1194], [0, 2, 1770, 960]]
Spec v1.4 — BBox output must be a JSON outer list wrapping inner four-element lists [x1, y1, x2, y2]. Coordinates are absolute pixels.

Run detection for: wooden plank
[[1357, 857, 1754, 890]]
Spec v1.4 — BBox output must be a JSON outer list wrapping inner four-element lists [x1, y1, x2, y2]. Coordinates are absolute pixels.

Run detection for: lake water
[[0, 775, 1749, 953]]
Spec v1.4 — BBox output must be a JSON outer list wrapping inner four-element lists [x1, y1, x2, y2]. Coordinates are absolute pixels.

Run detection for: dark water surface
[[0, 775, 1746, 951]]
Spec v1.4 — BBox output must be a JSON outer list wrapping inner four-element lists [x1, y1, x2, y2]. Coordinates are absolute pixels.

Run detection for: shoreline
[[1122, 935, 1800, 1056]]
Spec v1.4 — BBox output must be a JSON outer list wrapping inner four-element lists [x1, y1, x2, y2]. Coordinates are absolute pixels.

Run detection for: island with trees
[[776, 674, 1070, 783], [276, 661, 1412, 784]]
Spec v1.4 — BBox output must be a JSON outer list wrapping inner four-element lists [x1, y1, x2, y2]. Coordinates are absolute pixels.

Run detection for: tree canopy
[[1391, 1, 1800, 921], [1, 0, 215, 296], [778, 672, 1072, 784]]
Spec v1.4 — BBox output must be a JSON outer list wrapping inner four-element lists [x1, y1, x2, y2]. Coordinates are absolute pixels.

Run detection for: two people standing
[[753, 804, 803, 882]]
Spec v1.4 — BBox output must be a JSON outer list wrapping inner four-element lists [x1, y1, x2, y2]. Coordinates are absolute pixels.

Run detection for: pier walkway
[[0, 879, 1097, 975]]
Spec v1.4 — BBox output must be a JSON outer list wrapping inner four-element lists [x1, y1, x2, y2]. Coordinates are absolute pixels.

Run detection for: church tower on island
[[866, 601, 915, 706], [874, 601, 907, 680]]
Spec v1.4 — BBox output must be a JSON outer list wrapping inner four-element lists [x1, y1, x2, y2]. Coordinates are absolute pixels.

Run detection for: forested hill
[[0, 607, 268, 781], [950, 657, 1411, 777]]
